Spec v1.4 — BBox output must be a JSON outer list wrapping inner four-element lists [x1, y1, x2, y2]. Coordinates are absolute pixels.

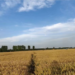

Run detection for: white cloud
[[0, 0, 74, 15], [1, 0, 21, 9], [0, 18, 75, 42], [23, 19, 75, 35], [0, 0, 21, 15], [0, 18, 75, 48], [18, 0, 55, 12], [0, 34, 37, 43], [0, 0, 55, 15]]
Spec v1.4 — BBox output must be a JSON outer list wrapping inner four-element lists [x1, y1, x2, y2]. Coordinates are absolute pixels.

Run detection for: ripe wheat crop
[[0, 49, 75, 75]]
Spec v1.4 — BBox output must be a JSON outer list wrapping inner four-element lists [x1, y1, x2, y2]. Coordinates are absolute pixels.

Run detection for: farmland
[[0, 49, 75, 75]]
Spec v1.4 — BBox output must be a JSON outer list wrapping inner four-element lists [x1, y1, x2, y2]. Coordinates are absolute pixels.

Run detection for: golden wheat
[[0, 49, 75, 75]]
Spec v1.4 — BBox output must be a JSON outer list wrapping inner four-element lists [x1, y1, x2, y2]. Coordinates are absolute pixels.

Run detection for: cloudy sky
[[0, 0, 75, 49]]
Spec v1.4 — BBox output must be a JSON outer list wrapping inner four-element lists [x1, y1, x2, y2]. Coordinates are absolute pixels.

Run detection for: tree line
[[0, 45, 74, 52], [0, 45, 35, 52]]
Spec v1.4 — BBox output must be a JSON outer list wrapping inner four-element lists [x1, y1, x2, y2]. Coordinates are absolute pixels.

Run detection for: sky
[[0, 0, 75, 49]]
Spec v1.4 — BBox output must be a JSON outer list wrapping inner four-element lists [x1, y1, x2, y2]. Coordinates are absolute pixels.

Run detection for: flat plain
[[0, 49, 75, 75]]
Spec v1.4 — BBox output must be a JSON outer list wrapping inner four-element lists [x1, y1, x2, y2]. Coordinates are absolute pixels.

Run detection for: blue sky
[[0, 0, 75, 49]]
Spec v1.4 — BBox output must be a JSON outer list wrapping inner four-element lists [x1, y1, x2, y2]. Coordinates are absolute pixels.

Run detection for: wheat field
[[0, 49, 75, 75]]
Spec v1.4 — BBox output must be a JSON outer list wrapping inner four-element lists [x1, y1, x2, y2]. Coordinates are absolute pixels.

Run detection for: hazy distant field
[[0, 49, 75, 75]]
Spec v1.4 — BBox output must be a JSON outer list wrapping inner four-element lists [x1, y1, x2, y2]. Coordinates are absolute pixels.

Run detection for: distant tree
[[46, 47, 49, 49], [21, 45, 26, 50], [13, 46, 18, 51], [17, 45, 26, 51], [1, 46, 8, 52], [0, 48, 2, 52], [53, 47, 55, 49], [33, 46, 35, 50], [28, 45, 30, 50], [59, 47, 61, 49], [18, 45, 22, 51], [8, 49, 12, 52]]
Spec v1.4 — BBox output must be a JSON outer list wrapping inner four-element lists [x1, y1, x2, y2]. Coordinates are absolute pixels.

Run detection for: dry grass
[[0, 49, 75, 75]]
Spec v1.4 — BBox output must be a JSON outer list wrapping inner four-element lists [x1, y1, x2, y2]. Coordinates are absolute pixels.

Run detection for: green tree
[[17, 45, 26, 51], [1, 46, 8, 52], [13, 46, 18, 51], [28, 45, 30, 50], [46, 47, 49, 49], [0, 48, 2, 52], [21, 45, 26, 50], [53, 47, 55, 49], [18, 45, 22, 51], [33, 46, 35, 50]]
